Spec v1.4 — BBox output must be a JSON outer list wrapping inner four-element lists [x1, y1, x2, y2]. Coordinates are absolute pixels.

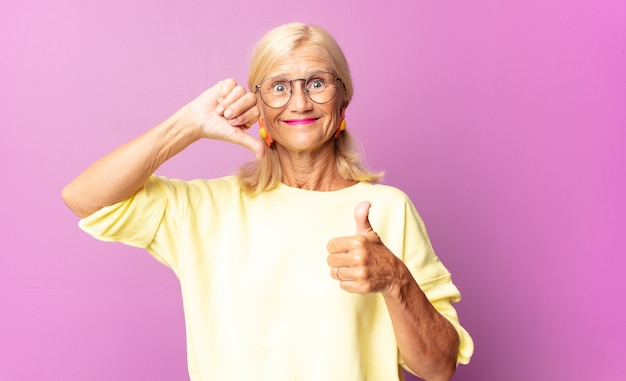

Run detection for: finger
[[217, 85, 248, 118], [228, 128, 266, 159], [213, 79, 238, 115], [327, 237, 350, 254], [216, 78, 237, 99], [354, 201, 373, 234], [225, 94, 259, 126], [330, 266, 352, 281], [326, 251, 354, 267], [327, 233, 369, 255]]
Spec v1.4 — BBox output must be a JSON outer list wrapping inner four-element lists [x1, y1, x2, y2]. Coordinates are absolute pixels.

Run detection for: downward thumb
[[354, 201, 373, 234], [233, 130, 266, 159]]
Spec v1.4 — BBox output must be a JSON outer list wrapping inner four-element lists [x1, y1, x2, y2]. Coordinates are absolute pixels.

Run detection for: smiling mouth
[[283, 118, 318, 125]]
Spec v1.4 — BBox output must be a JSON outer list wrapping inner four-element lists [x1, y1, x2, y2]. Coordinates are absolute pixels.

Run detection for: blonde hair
[[238, 22, 382, 194]]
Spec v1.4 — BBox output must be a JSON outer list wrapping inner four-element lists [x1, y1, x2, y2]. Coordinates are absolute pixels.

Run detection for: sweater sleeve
[[400, 198, 474, 366], [78, 175, 186, 272], [369, 186, 474, 367]]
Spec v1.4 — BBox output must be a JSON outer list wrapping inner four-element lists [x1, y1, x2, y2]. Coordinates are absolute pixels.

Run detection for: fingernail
[[224, 109, 232, 118], [216, 105, 224, 114]]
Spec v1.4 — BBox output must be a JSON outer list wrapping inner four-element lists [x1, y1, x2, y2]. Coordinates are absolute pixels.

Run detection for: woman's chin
[[278, 133, 332, 153]]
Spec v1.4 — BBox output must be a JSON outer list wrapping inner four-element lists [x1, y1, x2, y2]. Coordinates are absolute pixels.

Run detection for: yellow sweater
[[80, 175, 473, 380]]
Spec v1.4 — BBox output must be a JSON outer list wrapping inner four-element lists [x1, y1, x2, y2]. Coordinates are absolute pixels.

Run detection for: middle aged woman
[[63, 22, 473, 381]]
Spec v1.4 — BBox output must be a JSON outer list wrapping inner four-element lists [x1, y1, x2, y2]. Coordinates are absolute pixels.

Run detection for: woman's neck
[[276, 145, 356, 191]]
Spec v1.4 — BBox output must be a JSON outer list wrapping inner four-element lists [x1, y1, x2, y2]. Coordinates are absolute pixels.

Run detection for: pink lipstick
[[283, 118, 318, 125]]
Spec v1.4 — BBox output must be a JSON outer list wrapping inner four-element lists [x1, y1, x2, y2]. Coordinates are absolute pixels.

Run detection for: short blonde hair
[[239, 23, 382, 194]]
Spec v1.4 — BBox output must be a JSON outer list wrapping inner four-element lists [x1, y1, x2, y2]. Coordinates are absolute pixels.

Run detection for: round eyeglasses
[[255, 71, 342, 108]]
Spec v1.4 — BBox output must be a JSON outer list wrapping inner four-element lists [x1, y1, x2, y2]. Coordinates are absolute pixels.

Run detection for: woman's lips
[[282, 118, 318, 126]]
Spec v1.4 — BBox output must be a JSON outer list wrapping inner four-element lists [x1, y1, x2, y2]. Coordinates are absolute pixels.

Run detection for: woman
[[63, 23, 473, 381]]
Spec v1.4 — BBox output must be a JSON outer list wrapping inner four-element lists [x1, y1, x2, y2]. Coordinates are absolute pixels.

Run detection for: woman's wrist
[[382, 260, 414, 303]]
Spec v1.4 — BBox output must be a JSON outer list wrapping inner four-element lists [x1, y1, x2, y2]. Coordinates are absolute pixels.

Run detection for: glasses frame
[[255, 71, 343, 109]]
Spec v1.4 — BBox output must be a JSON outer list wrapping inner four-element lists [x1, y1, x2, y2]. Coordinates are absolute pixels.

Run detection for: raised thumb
[[354, 201, 373, 234]]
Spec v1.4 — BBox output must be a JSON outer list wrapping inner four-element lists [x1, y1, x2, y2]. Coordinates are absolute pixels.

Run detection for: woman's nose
[[289, 81, 313, 109]]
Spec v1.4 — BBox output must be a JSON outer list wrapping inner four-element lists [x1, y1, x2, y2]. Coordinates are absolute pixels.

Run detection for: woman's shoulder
[[149, 174, 239, 189], [188, 175, 240, 189], [362, 182, 413, 203], [146, 174, 242, 200]]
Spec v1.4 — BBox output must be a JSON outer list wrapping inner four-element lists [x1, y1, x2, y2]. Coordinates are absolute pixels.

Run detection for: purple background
[[1, 1, 624, 380]]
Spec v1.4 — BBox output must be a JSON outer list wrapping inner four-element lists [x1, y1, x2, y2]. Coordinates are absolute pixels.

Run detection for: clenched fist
[[327, 201, 405, 295], [183, 79, 265, 158]]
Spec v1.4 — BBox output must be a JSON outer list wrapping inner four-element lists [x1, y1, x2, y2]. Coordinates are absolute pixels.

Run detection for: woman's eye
[[309, 79, 325, 90], [272, 82, 288, 93]]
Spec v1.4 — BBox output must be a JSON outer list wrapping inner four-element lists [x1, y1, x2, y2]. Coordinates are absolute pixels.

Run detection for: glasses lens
[[258, 72, 339, 108], [306, 72, 337, 104], [259, 78, 291, 108]]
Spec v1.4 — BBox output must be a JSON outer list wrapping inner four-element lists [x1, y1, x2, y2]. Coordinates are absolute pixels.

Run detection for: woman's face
[[257, 45, 344, 154]]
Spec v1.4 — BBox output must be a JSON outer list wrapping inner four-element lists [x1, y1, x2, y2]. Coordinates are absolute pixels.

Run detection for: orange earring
[[334, 112, 347, 139], [258, 119, 274, 147]]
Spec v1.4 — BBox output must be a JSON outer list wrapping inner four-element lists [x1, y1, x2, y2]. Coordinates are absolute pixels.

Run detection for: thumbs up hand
[[327, 201, 404, 295]]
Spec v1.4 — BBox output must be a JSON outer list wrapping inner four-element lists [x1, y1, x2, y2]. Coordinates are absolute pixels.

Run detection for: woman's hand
[[183, 78, 265, 158], [326, 201, 406, 296], [327, 201, 460, 380], [62, 79, 265, 218]]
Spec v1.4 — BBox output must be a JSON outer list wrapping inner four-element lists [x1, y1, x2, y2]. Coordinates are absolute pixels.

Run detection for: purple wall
[[1, 1, 624, 380]]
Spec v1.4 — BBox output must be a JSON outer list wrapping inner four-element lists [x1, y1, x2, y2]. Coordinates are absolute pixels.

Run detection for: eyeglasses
[[255, 71, 342, 108]]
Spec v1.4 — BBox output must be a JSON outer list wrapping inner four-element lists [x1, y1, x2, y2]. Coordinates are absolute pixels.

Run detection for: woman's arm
[[327, 201, 460, 381], [382, 265, 460, 381], [62, 79, 263, 217]]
